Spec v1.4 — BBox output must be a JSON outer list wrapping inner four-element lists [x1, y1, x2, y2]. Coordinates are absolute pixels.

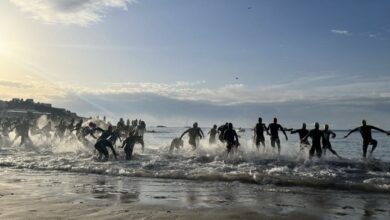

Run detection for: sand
[[0, 168, 389, 220]]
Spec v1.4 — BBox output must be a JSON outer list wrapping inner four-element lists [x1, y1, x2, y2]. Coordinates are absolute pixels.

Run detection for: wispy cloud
[[331, 29, 350, 36], [9, 0, 136, 26]]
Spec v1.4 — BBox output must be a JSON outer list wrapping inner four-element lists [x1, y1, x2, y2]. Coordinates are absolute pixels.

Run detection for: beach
[[1, 168, 389, 220]]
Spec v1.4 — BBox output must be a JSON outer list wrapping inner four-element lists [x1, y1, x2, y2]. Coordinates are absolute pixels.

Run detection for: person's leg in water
[[94, 141, 104, 160], [189, 138, 197, 150], [324, 143, 342, 159], [270, 137, 276, 149], [226, 142, 234, 154], [309, 145, 315, 158], [362, 140, 369, 158], [276, 138, 281, 154], [369, 139, 378, 157], [124, 144, 134, 160], [316, 144, 322, 158]]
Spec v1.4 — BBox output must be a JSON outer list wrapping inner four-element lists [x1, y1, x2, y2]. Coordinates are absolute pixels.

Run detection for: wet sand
[[0, 168, 389, 220]]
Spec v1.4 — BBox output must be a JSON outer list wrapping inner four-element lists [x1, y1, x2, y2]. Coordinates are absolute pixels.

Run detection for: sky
[[0, 0, 390, 128]]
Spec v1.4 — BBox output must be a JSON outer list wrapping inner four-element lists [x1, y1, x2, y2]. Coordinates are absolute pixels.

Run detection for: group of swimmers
[[176, 118, 390, 159], [0, 117, 147, 161], [1, 116, 389, 161]]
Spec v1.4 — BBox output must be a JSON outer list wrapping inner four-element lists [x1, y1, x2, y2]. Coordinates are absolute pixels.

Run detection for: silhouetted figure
[[291, 123, 310, 150], [180, 122, 204, 150], [254, 117, 268, 149], [303, 122, 323, 158], [267, 118, 288, 154], [208, 125, 218, 144], [218, 123, 229, 143], [169, 137, 184, 153], [94, 125, 117, 161], [135, 120, 146, 152], [11, 119, 32, 147], [121, 131, 137, 160], [344, 120, 390, 158], [322, 124, 341, 158], [223, 123, 240, 153]]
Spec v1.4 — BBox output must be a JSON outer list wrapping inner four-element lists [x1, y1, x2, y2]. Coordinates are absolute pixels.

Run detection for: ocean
[[1, 126, 390, 193]]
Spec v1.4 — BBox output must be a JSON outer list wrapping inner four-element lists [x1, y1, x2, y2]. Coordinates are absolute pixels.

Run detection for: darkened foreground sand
[[0, 168, 389, 220]]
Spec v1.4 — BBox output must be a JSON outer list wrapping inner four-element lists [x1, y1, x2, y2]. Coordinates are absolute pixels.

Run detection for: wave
[[1, 146, 390, 194]]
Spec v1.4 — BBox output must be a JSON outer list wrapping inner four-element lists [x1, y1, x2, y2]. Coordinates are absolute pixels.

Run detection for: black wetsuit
[[254, 123, 267, 147], [181, 127, 203, 149], [322, 130, 339, 157], [224, 128, 239, 153], [307, 129, 323, 158], [218, 125, 228, 142], [94, 128, 117, 160], [122, 136, 137, 160], [268, 123, 286, 150], [357, 126, 379, 157]]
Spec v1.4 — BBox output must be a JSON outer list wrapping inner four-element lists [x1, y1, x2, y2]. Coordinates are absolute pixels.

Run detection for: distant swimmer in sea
[[344, 120, 390, 158], [180, 122, 204, 150], [94, 125, 117, 161], [208, 125, 218, 144], [121, 131, 137, 160], [290, 123, 310, 150], [302, 122, 323, 158], [322, 124, 342, 159], [267, 118, 288, 154], [169, 137, 184, 153], [223, 123, 240, 154], [254, 117, 268, 150]]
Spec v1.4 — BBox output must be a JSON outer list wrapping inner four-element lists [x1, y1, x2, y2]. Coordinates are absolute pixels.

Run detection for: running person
[[344, 120, 390, 158], [180, 122, 204, 150], [267, 118, 288, 154], [208, 125, 218, 145], [121, 131, 137, 160], [254, 117, 268, 149], [322, 124, 342, 158], [302, 122, 323, 158], [94, 125, 117, 161], [291, 123, 310, 150], [223, 123, 240, 154]]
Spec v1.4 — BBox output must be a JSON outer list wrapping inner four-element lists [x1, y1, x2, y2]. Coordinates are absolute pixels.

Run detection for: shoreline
[[1, 168, 389, 219]]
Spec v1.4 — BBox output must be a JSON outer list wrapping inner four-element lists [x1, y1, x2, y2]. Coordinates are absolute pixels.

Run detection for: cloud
[[331, 29, 350, 36], [10, 0, 136, 26], [3, 75, 390, 128]]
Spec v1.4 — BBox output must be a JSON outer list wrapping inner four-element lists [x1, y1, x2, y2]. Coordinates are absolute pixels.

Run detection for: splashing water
[[1, 127, 390, 193]]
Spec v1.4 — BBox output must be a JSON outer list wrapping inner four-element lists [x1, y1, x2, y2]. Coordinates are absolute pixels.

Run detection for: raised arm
[[291, 129, 299, 134], [370, 126, 389, 135], [344, 127, 359, 138]]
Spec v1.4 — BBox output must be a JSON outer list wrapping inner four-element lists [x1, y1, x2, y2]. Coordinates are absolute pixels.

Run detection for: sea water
[[1, 127, 390, 193]]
